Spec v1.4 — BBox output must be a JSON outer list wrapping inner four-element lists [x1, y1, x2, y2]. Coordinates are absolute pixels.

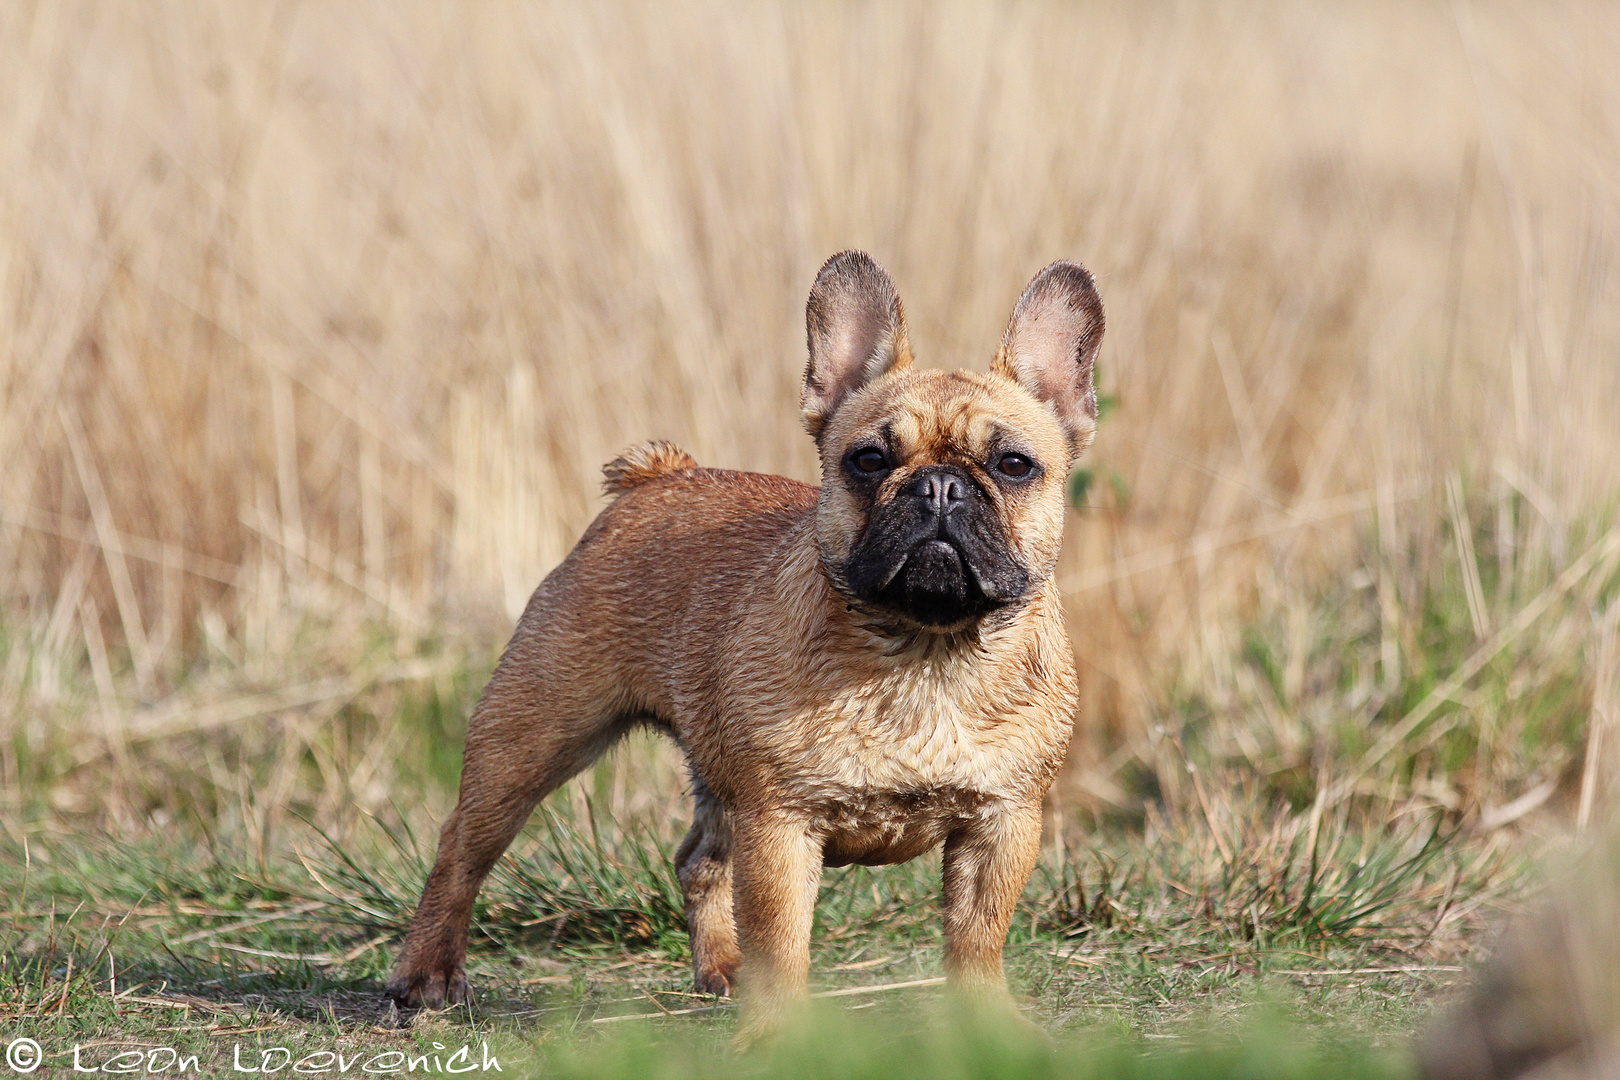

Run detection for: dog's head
[[803, 251, 1104, 633]]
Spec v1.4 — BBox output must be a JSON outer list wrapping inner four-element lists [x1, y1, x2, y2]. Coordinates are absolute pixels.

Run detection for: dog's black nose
[[903, 469, 971, 514]]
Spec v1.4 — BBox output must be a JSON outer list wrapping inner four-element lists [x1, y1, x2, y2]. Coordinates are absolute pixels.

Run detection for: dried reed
[[2, 2, 1618, 831]]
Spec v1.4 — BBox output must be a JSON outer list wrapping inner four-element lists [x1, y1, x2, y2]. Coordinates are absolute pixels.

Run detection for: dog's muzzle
[[841, 466, 1030, 629]]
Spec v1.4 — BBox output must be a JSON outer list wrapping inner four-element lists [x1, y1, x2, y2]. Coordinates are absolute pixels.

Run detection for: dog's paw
[[693, 960, 737, 997], [385, 964, 469, 1011]]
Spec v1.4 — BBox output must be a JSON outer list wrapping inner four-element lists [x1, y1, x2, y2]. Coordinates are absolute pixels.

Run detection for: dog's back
[[492, 448, 817, 723]]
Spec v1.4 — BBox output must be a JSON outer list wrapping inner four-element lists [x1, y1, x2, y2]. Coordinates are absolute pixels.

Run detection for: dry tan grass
[[2, 2, 1619, 829]]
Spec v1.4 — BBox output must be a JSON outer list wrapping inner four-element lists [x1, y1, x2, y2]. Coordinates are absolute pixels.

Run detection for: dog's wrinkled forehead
[[827, 369, 1067, 467], [886, 379, 1001, 461]]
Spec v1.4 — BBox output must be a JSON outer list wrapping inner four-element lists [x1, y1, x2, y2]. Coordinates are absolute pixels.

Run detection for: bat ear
[[802, 251, 914, 439], [991, 260, 1106, 459]]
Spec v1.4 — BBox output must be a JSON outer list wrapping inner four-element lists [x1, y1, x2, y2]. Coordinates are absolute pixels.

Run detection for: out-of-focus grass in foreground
[[541, 1008, 1408, 1080]]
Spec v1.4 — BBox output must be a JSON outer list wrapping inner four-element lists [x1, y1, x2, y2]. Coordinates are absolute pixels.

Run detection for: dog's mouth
[[843, 532, 1028, 631], [870, 539, 985, 628]]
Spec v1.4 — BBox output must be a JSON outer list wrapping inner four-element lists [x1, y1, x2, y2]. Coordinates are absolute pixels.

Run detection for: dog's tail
[[602, 440, 700, 497]]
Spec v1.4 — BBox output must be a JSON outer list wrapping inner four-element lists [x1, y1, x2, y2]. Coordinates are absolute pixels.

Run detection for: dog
[[385, 250, 1105, 1039]]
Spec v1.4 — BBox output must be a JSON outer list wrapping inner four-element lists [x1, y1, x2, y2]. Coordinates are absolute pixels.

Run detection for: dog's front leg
[[730, 811, 822, 1043], [940, 801, 1044, 1001]]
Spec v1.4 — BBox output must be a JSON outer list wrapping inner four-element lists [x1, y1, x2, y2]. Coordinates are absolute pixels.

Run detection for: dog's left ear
[[991, 261, 1106, 459], [802, 251, 915, 439]]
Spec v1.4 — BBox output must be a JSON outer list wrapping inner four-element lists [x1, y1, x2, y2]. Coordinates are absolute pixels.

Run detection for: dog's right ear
[[991, 260, 1105, 460], [802, 251, 914, 439]]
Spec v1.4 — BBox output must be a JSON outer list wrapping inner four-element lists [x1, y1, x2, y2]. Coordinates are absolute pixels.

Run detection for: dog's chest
[[781, 675, 1059, 866], [760, 649, 1068, 804]]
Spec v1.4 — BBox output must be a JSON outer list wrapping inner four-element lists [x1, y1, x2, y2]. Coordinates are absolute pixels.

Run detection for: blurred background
[[2, 1, 1618, 844]]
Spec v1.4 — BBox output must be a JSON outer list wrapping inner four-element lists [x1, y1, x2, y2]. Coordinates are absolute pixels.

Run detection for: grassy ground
[[0, 753, 1528, 1076]]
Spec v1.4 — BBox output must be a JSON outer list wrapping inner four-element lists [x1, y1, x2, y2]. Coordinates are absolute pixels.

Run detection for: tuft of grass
[[1032, 790, 1506, 952], [311, 804, 687, 952]]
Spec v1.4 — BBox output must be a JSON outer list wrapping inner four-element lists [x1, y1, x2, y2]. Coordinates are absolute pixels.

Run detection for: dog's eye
[[996, 453, 1035, 479], [849, 448, 889, 474]]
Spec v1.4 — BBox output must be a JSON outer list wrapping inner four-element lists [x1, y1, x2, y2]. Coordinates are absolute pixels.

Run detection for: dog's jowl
[[386, 251, 1106, 1039]]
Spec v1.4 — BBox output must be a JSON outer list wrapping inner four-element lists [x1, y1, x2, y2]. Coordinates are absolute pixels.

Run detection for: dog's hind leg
[[675, 776, 740, 996], [385, 642, 632, 1010]]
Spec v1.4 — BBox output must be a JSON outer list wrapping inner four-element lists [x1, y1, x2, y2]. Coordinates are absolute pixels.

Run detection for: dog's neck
[[836, 596, 1040, 656]]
